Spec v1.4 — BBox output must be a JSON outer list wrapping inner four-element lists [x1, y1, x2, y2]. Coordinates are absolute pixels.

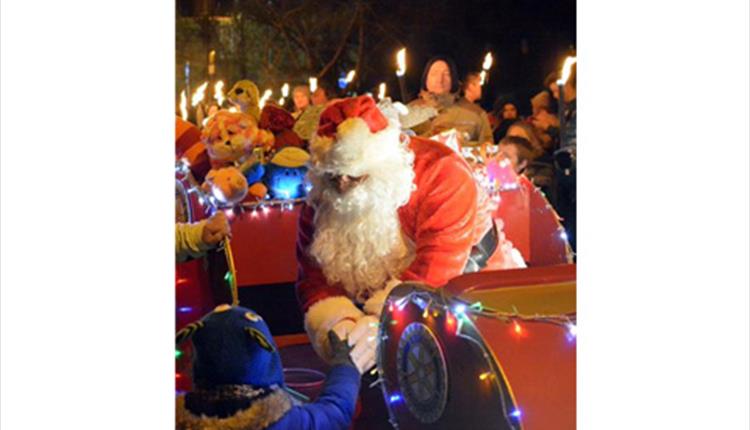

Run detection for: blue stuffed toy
[[263, 147, 310, 199], [176, 304, 361, 430]]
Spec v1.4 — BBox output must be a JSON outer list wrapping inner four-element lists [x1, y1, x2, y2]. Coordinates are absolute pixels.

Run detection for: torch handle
[[398, 76, 409, 103], [558, 82, 566, 134]]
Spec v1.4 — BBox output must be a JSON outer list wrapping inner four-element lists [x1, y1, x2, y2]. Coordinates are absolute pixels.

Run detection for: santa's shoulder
[[408, 136, 464, 163], [408, 136, 472, 178]]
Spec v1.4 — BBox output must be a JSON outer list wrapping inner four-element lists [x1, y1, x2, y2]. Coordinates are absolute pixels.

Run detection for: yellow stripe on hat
[[270, 147, 310, 168]]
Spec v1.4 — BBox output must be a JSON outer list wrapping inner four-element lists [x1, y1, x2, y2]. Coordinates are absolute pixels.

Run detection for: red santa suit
[[296, 96, 521, 367]]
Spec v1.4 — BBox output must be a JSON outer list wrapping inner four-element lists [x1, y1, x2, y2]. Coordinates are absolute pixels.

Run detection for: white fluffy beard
[[308, 145, 416, 303]]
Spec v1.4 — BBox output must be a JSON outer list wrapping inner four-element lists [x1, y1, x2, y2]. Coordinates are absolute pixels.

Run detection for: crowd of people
[[278, 55, 577, 250]]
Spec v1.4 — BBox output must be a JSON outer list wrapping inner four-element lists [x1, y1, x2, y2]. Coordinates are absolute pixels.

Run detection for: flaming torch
[[214, 80, 225, 107], [480, 52, 493, 86], [281, 83, 290, 98], [259, 89, 273, 108], [395, 48, 408, 102], [208, 50, 216, 77], [191, 81, 208, 107], [192, 81, 208, 126], [378, 82, 387, 100], [343, 69, 356, 91], [557, 56, 577, 129], [309, 77, 318, 93], [179, 90, 188, 121]]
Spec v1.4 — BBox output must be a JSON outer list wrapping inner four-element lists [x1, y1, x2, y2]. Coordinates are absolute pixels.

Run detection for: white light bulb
[[454, 304, 466, 315], [567, 323, 577, 337]]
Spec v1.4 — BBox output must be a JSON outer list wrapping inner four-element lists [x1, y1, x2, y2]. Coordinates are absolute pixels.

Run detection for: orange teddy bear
[[201, 111, 275, 202]]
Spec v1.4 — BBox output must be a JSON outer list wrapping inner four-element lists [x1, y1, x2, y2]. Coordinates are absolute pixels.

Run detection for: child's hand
[[327, 330, 357, 370], [348, 316, 379, 374], [201, 212, 231, 246]]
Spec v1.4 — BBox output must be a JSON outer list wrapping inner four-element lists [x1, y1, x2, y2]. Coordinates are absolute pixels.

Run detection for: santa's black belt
[[463, 224, 499, 273]]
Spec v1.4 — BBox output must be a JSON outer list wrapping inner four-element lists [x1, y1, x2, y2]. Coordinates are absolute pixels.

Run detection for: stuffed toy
[[202, 111, 274, 166], [228, 80, 262, 122], [241, 162, 269, 203], [291, 104, 326, 142], [176, 305, 361, 430], [202, 167, 249, 206], [263, 147, 310, 199], [259, 105, 305, 151], [201, 111, 275, 201]]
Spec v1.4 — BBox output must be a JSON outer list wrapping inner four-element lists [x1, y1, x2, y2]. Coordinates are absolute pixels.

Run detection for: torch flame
[[309, 77, 318, 93], [396, 48, 406, 77], [559, 56, 577, 85], [191, 81, 208, 107], [281, 83, 290, 97], [378, 82, 386, 100], [482, 52, 493, 71], [479, 70, 487, 86], [214, 80, 225, 106], [278, 97, 285, 105], [179, 90, 188, 121], [345, 70, 356, 84], [259, 89, 273, 108]]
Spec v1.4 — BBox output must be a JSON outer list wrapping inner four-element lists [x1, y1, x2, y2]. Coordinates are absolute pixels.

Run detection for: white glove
[[331, 319, 357, 343], [347, 315, 379, 374], [362, 278, 402, 317]]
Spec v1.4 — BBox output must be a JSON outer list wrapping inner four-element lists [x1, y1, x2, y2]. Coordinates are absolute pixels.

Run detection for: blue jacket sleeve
[[269, 365, 361, 430]]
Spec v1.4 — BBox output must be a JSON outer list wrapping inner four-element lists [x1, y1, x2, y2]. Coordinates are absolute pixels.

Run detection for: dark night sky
[[179, 0, 576, 113], [362, 0, 576, 112]]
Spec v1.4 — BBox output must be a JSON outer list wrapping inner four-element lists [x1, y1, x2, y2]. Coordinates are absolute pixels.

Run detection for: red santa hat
[[310, 95, 402, 177]]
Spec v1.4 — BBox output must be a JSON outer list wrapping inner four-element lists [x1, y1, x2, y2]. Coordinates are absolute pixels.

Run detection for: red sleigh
[[175, 148, 575, 429]]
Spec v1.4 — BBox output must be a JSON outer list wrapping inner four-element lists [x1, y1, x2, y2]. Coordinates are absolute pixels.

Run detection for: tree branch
[[316, 4, 359, 78]]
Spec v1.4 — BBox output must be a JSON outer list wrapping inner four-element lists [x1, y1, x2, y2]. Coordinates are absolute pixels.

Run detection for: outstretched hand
[[327, 330, 357, 370]]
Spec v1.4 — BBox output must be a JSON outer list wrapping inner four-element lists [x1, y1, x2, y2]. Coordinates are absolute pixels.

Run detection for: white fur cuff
[[363, 278, 402, 317], [304, 296, 364, 361]]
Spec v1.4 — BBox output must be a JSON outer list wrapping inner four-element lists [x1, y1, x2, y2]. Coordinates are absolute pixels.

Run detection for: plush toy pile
[[196, 80, 314, 207]]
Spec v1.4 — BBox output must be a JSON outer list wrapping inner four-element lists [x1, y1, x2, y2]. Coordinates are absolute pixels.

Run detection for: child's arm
[[175, 212, 230, 263], [270, 331, 362, 430], [175, 221, 209, 263]]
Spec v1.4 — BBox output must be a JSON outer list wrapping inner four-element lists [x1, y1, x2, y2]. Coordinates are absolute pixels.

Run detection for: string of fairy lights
[[371, 287, 576, 428], [175, 158, 306, 219]]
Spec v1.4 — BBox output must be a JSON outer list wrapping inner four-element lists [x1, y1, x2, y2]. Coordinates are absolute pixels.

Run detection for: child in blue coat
[[176, 305, 361, 430]]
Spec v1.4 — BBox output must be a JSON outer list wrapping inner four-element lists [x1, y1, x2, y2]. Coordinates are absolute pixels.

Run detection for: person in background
[[461, 71, 482, 104], [410, 55, 460, 111], [176, 211, 231, 263], [506, 121, 546, 157], [500, 101, 519, 121], [553, 63, 576, 252], [491, 96, 520, 142], [454, 72, 494, 146], [409, 57, 491, 147], [506, 121, 555, 198], [530, 91, 551, 117], [544, 71, 560, 113], [529, 93, 559, 150], [311, 86, 330, 106], [498, 135, 536, 175], [292, 85, 311, 119]]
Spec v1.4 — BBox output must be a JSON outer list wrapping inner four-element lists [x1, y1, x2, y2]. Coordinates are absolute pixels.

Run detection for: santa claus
[[297, 95, 523, 373]]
